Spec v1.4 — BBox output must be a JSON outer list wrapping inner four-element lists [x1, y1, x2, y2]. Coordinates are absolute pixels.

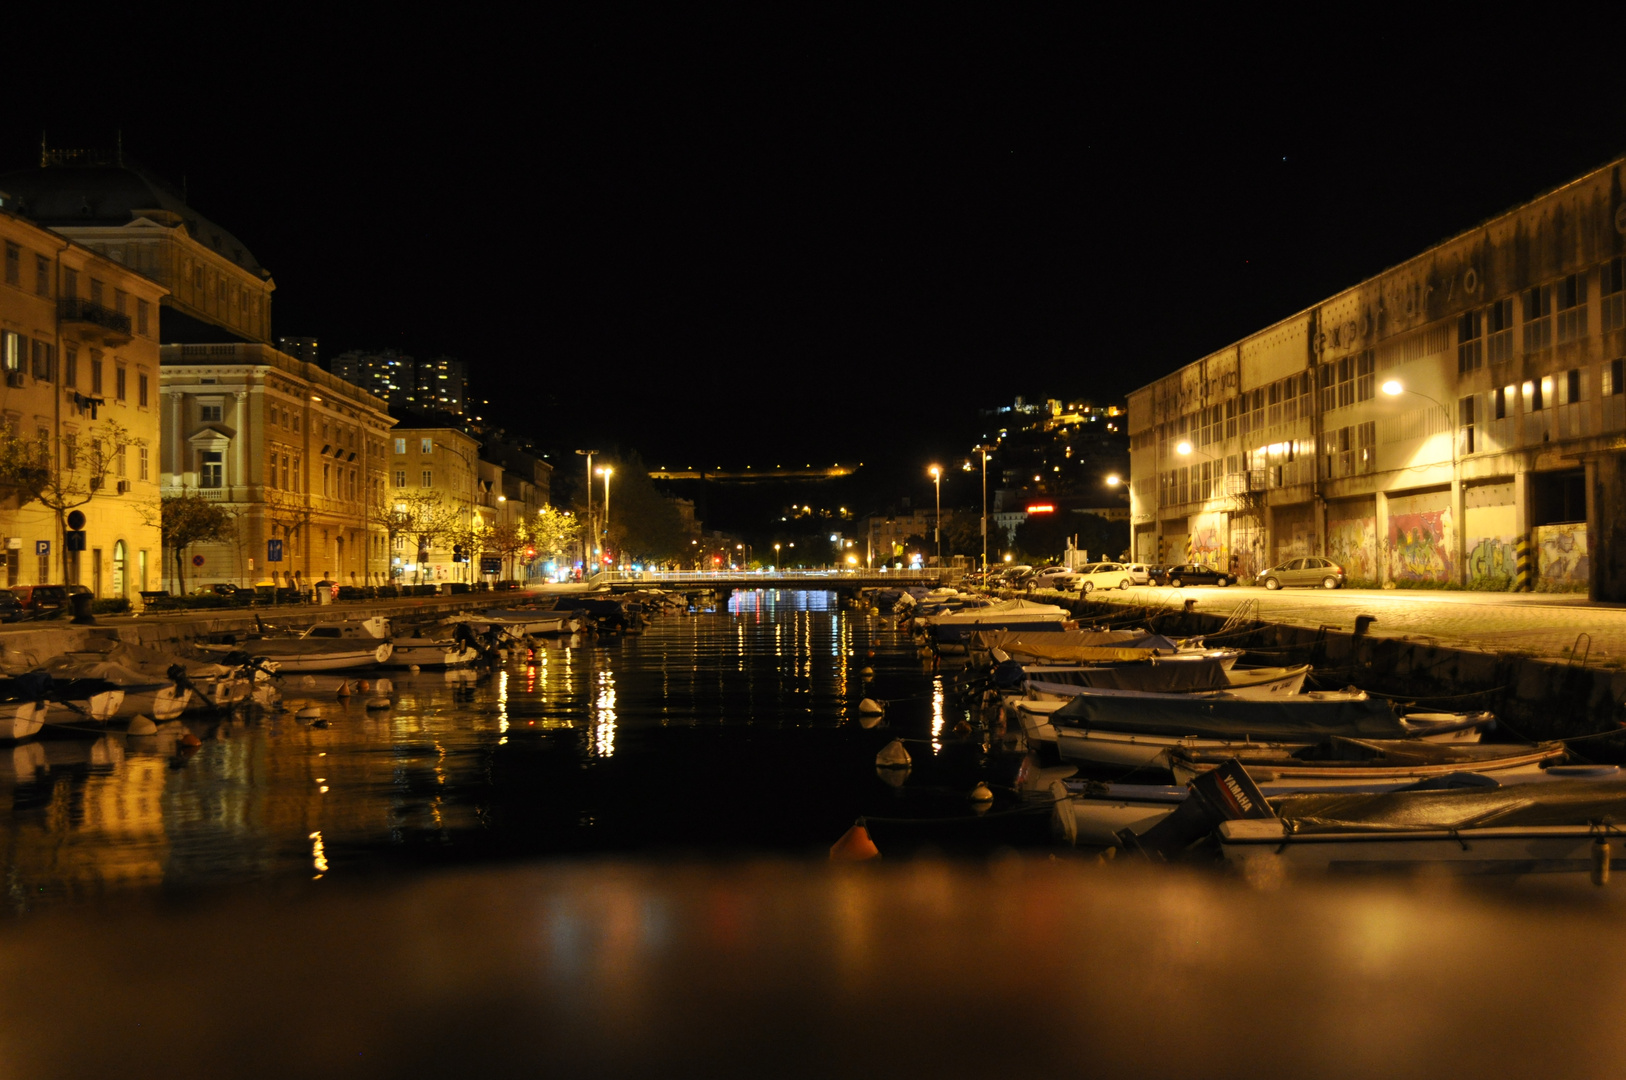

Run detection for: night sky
[[5, 14, 1626, 474]]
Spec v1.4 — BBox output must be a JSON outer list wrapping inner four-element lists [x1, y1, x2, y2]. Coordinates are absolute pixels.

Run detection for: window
[[422, 469, 433, 488], [1565, 368, 1582, 404], [90, 355, 103, 395], [34, 428, 47, 464], [1224, 398, 1237, 440], [115, 444, 126, 477], [420, 438, 433, 454], [1355, 350, 1374, 402], [1459, 396, 1476, 455], [89, 279, 103, 307], [1524, 284, 1553, 352], [1606, 259, 1626, 334], [139, 447, 149, 481], [1357, 422, 1375, 473], [200, 450, 223, 488], [115, 366, 127, 401], [281, 455, 289, 489], [1612, 359, 1625, 397], [1556, 273, 1588, 344], [30, 341, 52, 381], [65, 433, 78, 469], [1493, 385, 1511, 419], [267, 452, 278, 489], [322, 463, 330, 495], [394, 469, 406, 487], [138, 373, 148, 406], [34, 255, 48, 297], [114, 289, 127, 316], [199, 403, 223, 422], [1527, 379, 1545, 411], [1, 331, 20, 372], [293, 457, 301, 492], [394, 437, 406, 455], [1487, 298, 1514, 363], [62, 269, 77, 301], [1458, 310, 1483, 374], [137, 299, 149, 336], [3, 243, 18, 287], [63, 349, 77, 388]]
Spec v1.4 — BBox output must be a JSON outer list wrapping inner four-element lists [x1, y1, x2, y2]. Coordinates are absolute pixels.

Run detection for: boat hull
[[0, 702, 43, 741], [1220, 820, 1626, 880]]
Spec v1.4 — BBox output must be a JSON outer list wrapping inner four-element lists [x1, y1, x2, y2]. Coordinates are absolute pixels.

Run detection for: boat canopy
[[973, 629, 1186, 664], [1050, 692, 1409, 741], [1023, 656, 1231, 693]]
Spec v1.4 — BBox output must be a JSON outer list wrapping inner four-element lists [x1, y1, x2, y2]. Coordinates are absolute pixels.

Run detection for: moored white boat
[[0, 701, 43, 741], [198, 639, 392, 672], [385, 638, 481, 668]]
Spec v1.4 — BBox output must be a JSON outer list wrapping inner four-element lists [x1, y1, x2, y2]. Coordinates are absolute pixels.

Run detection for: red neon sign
[[1026, 504, 1056, 514]]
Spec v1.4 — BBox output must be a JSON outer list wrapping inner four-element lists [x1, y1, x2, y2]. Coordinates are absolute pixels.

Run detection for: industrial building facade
[[1128, 157, 1626, 597]]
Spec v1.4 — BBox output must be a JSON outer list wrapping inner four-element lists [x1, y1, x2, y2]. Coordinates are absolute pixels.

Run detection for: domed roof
[[0, 160, 266, 275]]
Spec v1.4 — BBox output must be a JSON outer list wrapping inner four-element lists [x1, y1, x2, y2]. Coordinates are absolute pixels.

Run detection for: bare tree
[[160, 493, 235, 594], [261, 487, 309, 585], [369, 491, 455, 584], [34, 419, 135, 583]]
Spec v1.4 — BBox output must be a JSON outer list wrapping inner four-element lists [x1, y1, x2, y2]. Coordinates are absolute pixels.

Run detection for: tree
[[1013, 511, 1127, 564], [161, 494, 235, 594], [528, 505, 580, 563], [941, 509, 983, 559], [262, 487, 309, 582], [0, 425, 50, 509], [598, 450, 688, 562], [35, 419, 135, 583], [376, 492, 458, 584]]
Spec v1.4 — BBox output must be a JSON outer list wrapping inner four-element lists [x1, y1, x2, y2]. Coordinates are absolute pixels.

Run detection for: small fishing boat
[[1016, 661, 1305, 701], [1217, 772, 1626, 882], [198, 637, 393, 673], [385, 638, 481, 668], [1048, 687, 1492, 769], [1050, 739, 1572, 846], [44, 659, 192, 721]]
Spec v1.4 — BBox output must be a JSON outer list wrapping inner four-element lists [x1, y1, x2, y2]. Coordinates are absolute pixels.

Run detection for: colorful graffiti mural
[[1536, 523, 1588, 591], [1326, 516, 1377, 585], [1466, 536, 1517, 591], [1186, 515, 1226, 569], [1229, 521, 1266, 579], [1388, 509, 1454, 584]]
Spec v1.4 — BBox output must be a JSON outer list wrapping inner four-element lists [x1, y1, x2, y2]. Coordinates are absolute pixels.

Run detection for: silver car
[[1257, 556, 1347, 590]]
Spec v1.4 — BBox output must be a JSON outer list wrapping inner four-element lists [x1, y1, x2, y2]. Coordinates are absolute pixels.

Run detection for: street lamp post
[[575, 449, 597, 573], [774, 542, 781, 569], [596, 465, 614, 569], [928, 464, 942, 566], [972, 445, 994, 580]]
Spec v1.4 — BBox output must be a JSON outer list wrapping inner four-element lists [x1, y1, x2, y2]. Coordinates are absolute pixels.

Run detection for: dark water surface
[[0, 590, 1034, 909]]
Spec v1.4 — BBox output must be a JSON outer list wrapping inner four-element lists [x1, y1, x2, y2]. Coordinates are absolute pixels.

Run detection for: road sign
[[267, 538, 284, 562], [34, 541, 48, 556], [66, 510, 85, 530], [192, 554, 204, 567], [65, 531, 86, 552], [480, 556, 501, 574]]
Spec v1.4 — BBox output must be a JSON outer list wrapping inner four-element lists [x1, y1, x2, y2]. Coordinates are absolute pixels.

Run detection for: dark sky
[[6, 13, 1626, 472]]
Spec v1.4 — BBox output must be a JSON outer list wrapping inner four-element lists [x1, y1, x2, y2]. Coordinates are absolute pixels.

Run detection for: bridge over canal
[[588, 569, 956, 592]]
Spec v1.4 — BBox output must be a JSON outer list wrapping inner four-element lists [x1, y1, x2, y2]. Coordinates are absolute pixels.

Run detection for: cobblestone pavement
[[1090, 585, 1621, 663]]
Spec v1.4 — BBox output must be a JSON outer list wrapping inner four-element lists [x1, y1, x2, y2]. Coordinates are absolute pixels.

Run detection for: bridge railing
[[591, 568, 952, 585]]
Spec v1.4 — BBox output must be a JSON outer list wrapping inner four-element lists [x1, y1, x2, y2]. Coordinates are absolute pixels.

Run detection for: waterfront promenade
[[1087, 586, 1618, 664]]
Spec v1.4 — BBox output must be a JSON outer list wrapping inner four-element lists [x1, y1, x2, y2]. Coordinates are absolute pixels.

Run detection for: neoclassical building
[[160, 344, 392, 587], [0, 200, 166, 597]]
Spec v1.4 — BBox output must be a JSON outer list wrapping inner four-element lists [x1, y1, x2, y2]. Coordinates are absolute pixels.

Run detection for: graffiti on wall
[[1229, 520, 1266, 579], [1389, 509, 1454, 584], [1466, 536, 1517, 591], [1535, 523, 1588, 591], [1186, 514, 1227, 569], [1326, 516, 1377, 584]]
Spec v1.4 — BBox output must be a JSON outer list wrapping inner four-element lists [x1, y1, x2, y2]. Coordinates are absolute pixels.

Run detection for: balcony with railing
[[59, 298, 132, 345]]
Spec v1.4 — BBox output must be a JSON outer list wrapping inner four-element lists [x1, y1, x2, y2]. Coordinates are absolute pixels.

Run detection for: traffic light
[[525, 546, 536, 560], [453, 544, 465, 563]]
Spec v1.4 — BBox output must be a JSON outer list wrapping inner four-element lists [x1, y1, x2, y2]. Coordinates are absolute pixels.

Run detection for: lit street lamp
[[972, 444, 995, 579], [576, 449, 598, 569], [774, 542, 781, 569], [1382, 379, 1461, 585]]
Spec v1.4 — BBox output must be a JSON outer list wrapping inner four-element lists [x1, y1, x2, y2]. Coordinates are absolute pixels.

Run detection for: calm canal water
[[0, 589, 1034, 910]]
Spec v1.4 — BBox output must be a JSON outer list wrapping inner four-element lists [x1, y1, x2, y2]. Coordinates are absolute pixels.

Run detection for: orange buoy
[[830, 818, 880, 861], [180, 732, 202, 747]]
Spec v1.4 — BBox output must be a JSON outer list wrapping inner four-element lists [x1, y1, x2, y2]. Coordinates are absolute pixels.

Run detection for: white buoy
[[127, 715, 158, 736], [861, 666, 874, 678], [858, 697, 885, 715], [374, 679, 394, 694], [876, 739, 911, 768], [969, 782, 994, 804], [299, 675, 317, 689], [409, 665, 421, 674], [296, 705, 323, 721], [365, 696, 392, 710]]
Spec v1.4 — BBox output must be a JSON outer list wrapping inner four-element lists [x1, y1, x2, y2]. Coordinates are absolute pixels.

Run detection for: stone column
[[1587, 453, 1626, 602], [1374, 489, 1390, 586], [169, 390, 183, 480], [232, 391, 248, 501]]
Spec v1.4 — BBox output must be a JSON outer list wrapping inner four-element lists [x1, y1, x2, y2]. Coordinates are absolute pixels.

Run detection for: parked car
[[1154, 563, 1236, 588], [1032, 568, 1081, 592], [1256, 556, 1346, 590], [998, 564, 1035, 588], [0, 590, 25, 622], [9, 584, 71, 612], [197, 583, 251, 599], [1121, 563, 1155, 585], [1076, 562, 1136, 593]]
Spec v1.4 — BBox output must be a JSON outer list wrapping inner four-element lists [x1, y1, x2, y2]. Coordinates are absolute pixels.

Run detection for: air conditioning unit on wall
[[116, 480, 131, 494], [5, 371, 24, 388]]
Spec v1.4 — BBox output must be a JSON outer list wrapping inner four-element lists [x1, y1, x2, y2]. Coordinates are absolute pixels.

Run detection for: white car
[[1075, 562, 1135, 594], [1121, 563, 1154, 585]]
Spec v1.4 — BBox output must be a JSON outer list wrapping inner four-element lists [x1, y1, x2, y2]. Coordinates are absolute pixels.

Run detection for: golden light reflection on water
[[309, 830, 328, 878], [592, 669, 617, 758], [931, 676, 945, 752]]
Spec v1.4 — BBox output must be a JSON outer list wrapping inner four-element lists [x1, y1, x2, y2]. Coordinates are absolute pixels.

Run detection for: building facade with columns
[[159, 343, 392, 589], [1129, 156, 1626, 597], [0, 201, 166, 598]]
